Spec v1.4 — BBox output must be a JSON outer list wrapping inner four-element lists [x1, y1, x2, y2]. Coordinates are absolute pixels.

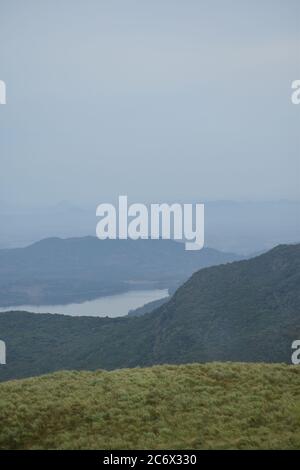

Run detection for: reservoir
[[0, 289, 168, 318]]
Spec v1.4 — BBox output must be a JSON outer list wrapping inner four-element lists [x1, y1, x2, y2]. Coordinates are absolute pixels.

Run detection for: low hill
[[0, 244, 299, 382], [0, 363, 299, 450], [0, 237, 239, 307]]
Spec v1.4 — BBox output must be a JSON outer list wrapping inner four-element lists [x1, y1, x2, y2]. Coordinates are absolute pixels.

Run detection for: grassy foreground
[[0, 363, 300, 450]]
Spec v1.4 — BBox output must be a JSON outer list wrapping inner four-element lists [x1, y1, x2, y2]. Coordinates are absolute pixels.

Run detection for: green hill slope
[[0, 244, 300, 382], [0, 363, 300, 450]]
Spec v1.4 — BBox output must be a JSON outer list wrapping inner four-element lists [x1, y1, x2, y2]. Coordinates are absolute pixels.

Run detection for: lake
[[0, 289, 169, 317]]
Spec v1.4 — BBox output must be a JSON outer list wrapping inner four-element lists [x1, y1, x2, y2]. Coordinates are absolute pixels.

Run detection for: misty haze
[[0, 0, 299, 453]]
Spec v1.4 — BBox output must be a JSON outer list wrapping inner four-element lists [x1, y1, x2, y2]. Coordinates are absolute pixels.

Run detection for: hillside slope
[[147, 243, 300, 364], [0, 244, 299, 381], [0, 363, 299, 450]]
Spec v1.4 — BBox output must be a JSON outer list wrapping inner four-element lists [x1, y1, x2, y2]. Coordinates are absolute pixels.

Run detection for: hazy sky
[[0, 0, 299, 206]]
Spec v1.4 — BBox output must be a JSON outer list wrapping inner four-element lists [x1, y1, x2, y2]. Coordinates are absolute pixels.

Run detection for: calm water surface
[[0, 289, 168, 317]]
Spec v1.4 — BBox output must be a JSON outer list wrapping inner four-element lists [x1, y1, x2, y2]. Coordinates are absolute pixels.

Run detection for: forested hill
[[0, 243, 299, 382], [0, 237, 240, 307]]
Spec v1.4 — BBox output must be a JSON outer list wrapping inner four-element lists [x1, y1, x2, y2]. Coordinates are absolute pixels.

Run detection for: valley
[[0, 243, 299, 382]]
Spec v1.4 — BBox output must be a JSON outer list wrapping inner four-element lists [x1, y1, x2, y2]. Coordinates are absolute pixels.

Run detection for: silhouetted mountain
[[0, 243, 299, 381], [1, 200, 300, 254], [0, 237, 240, 307]]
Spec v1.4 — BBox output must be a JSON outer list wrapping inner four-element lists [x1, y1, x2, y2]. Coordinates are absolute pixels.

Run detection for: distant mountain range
[[0, 237, 240, 307], [1, 200, 299, 254], [0, 243, 299, 381]]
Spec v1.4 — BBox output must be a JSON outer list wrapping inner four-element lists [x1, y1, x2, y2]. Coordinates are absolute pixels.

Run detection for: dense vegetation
[[0, 237, 240, 307], [0, 243, 299, 382], [0, 363, 299, 450], [127, 295, 170, 317]]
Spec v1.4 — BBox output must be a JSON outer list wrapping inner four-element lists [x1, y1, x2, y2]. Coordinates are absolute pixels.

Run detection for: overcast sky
[[0, 0, 299, 206]]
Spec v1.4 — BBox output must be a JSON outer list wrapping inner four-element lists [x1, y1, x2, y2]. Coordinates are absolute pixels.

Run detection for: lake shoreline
[[0, 288, 169, 318]]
